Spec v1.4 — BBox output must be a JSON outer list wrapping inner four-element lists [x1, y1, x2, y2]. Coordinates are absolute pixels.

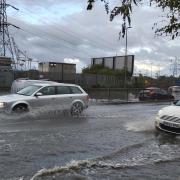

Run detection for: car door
[[31, 86, 56, 110], [55, 86, 73, 110], [69, 86, 85, 102]]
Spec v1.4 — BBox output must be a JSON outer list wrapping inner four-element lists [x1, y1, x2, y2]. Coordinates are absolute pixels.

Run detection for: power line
[[7, 2, 124, 67], [7, 8, 94, 59], [17, 7, 118, 53], [19, 28, 92, 60], [17, 21, 94, 58]]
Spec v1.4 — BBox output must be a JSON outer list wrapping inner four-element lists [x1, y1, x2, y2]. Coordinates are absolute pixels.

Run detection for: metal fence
[[76, 74, 125, 88], [0, 71, 13, 90], [86, 88, 141, 101], [86, 88, 179, 102]]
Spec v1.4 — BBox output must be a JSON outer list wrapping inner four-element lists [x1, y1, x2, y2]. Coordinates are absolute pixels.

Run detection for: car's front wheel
[[71, 102, 83, 116], [12, 104, 29, 114]]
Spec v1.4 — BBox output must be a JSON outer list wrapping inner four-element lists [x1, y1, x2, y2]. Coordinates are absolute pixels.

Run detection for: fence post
[[108, 88, 110, 100], [127, 88, 129, 101]]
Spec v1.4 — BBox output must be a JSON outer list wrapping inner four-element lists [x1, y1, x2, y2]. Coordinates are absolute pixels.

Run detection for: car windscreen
[[175, 100, 180, 106], [17, 85, 42, 96]]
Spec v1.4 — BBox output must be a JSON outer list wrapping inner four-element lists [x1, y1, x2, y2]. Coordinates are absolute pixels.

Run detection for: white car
[[155, 102, 180, 134], [0, 83, 89, 115]]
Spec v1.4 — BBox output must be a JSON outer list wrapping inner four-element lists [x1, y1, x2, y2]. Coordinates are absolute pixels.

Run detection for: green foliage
[[132, 75, 178, 88], [82, 64, 131, 78], [152, 0, 180, 39], [87, 0, 180, 39], [156, 75, 175, 88]]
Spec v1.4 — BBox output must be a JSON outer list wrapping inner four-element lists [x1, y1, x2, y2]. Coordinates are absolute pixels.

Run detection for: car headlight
[[0, 102, 6, 108], [156, 112, 161, 122], [156, 113, 160, 118]]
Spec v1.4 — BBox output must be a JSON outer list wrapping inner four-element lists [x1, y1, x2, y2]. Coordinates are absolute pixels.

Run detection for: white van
[[168, 86, 180, 100], [168, 86, 180, 92], [11, 79, 56, 94]]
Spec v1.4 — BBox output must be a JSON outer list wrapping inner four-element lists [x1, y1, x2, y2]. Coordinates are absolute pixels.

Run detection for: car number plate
[[163, 121, 179, 128]]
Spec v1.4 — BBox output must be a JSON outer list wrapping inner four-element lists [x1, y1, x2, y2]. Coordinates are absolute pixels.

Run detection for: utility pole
[[124, 26, 132, 88], [0, 0, 19, 66], [150, 63, 153, 78], [158, 64, 160, 77]]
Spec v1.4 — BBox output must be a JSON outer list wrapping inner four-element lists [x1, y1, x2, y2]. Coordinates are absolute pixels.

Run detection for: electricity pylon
[[170, 57, 180, 77], [0, 0, 19, 66], [12, 37, 33, 70]]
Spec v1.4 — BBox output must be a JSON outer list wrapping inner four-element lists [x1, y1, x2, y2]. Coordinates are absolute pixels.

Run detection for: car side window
[[56, 86, 71, 94], [160, 89, 167, 95], [70, 86, 83, 94], [39, 86, 56, 95]]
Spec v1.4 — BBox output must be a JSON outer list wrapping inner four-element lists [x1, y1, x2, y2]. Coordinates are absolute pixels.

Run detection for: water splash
[[31, 139, 180, 179], [0, 105, 72, 121], [124, 118, 155, 132]]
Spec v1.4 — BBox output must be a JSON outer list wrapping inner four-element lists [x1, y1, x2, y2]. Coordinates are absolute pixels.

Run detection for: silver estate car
[[0, 83, 89, 115]]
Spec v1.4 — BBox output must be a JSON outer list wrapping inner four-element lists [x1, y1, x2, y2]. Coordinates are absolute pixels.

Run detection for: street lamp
[[124, 26, 132, 88], [151, 62, 153, 78]]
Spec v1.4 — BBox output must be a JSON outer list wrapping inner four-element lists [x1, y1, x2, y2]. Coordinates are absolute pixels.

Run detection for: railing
[[86, 88, 141, 101], [86, 88, 176, 102]]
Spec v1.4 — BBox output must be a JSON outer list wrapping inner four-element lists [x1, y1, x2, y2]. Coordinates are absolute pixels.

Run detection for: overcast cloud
[[6, 0, 180, 75]]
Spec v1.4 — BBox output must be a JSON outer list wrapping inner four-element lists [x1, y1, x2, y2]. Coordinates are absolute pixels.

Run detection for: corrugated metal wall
[[0, 71, 14, 89]]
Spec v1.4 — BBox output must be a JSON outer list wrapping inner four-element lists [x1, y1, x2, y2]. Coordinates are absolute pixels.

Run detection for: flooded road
[[0, 102, 180, 180]]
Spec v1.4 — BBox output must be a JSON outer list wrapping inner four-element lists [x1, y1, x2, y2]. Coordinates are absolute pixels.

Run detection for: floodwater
[[0, 102, 180, 180]]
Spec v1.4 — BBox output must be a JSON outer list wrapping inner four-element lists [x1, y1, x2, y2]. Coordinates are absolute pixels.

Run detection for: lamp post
[[151, 62, 153, 78], [124, 26, 132, 88]]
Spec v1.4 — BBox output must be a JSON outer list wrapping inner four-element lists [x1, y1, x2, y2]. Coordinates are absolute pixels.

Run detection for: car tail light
[[149, 91, 155, 95]]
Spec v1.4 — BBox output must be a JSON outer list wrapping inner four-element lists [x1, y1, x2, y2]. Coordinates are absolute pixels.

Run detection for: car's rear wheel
[[12, 104, 29, 114], [71, 102, 83, 116]]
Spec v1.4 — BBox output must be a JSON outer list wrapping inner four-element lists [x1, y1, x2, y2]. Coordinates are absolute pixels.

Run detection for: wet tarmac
[[0, 102, 180, 180]]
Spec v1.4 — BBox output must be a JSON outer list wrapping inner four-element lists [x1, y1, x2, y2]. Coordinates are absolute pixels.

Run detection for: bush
[[82, 65, 131, 79]]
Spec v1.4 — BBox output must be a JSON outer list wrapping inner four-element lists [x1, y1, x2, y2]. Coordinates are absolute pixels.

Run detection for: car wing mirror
[[35, 92, 43, 97], [172, 100, 178, 105]]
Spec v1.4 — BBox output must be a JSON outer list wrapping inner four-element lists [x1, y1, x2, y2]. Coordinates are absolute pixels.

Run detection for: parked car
[[138, 87, 174, 101], [0, 82, 89, 115], [155, 101, 180, 135]]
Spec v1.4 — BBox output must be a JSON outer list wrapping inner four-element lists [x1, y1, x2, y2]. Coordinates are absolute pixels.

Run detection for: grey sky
[[6, 0, 180, 75]]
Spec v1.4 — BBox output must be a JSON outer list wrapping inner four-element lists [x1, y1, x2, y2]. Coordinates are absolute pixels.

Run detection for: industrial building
[[39, 62, 76, 83], [0, 57, 13, 89], [0, 56, 12, 71], [91, 55, 134, 76]]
